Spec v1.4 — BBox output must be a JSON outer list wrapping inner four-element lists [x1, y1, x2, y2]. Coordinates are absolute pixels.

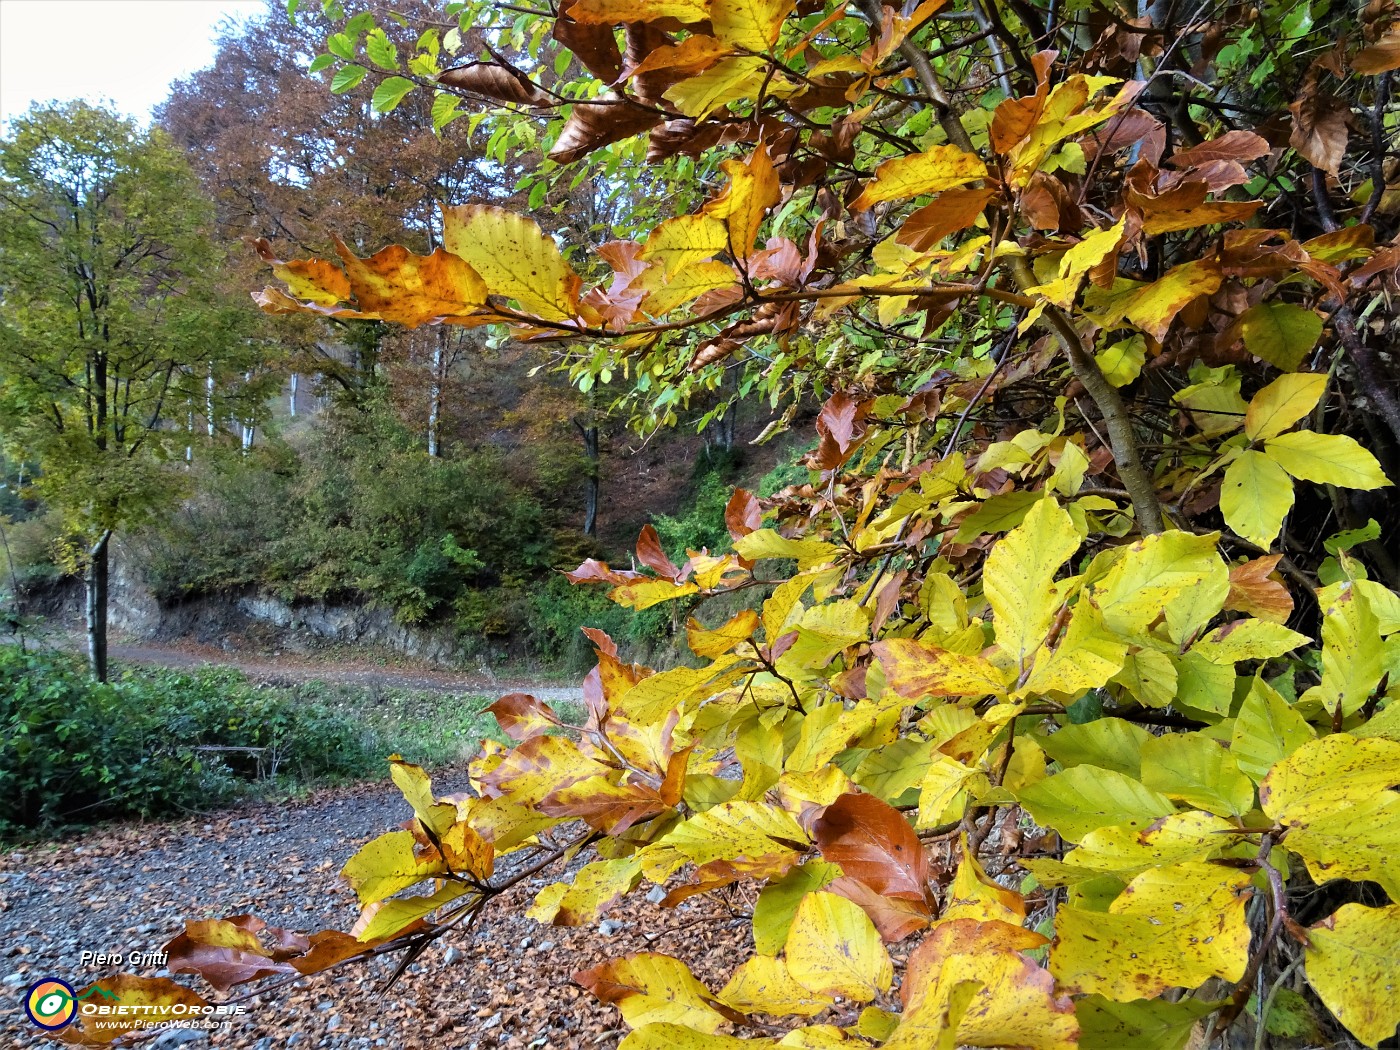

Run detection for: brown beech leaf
[[163, 915, 298, 993], [725, 487, 762, 539], [488, 693, 563, 741], [1289, 86, 1350, 174], [550, 96, 665, 164], [636, 523, 683, 579], [554, 0, 623, 81], [1167, 130, 1271, 170], [332, 238, 490, 326], [813, 792, 931, 900], [437, 61, 553, 107], [1224, 555, 1295, 623], [1352, 26, 1400, 73], [827, 875, 933, 942], [814, 391, 868, 468], [897, 187, 995, 250]]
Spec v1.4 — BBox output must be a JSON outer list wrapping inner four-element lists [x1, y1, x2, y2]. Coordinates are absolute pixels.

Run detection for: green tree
[[0, 102, 267, 680]]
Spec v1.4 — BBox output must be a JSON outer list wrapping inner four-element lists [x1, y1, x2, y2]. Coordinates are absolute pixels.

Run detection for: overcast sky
[[0, 0, 269, 127]]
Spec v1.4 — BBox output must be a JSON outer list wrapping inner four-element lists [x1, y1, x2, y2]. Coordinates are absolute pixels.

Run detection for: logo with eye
[[24, 978, 77, 1030]]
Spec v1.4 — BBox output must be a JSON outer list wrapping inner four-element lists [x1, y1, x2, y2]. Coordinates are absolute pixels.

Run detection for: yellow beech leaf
[[528, 856, 643, 926], [1229, 676, 1315, 782], [1220, 449, 1295, 548], [777, 1024, 866, 1047], [1304, 903, 1400, 1048], [576, 952, 733, 1033], [785, 891, 893, 1002], [613, 656, 746, 724], [441, 204, 579, 321], [569, 0, 710, 22], [1261, 735, 1400, 894], [1091, 530, 1226, 641], [1084, 259, 1222, 341], [610, 576, 702, 610], [341, 829, 446, 906], [1140, 733, 1255, 817], [983, 497, 1080, 670], [941, 838, 1026, 925], [712, 0, 793, 50], [663, 56, 770, 118], [389, 757, 459, 839], [1028, 218, 1125, 308], [737, 530, 840, 567], [1061, 811, 1234, 878], [1050, 862, 1252, 1000], [705, 145, 781, 260], [640, 215, 730, 280], [627, 36, 735, 82], [1015, 765, 1176, 842], [333, 240, 489, 326], [352, 881, 470, 942], [850, 145, 988, 212], [1189, 618, 1309, 664], [873, 638, 1010, 700], [58, 976, 209, 1046], [619, 1025, 774, 1050], [1019, 600, 1128, 699], [687, 608, 760, 658], [1094, 334, 1146, 387], [1244, 372, 1327, 441], [917, 753, 985, 828], [1235, 301, 1323, 371], [719, 955, 833, 1016], [1264, 430, 1392, 489], [652, 799, 808, 868], [640, 260, 739, 316], [890, 919, 1076, 1050], [249, 237, 351, 304]]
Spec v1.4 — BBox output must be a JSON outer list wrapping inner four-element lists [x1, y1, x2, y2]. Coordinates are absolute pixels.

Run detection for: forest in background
[[0, 0, 812, 673]]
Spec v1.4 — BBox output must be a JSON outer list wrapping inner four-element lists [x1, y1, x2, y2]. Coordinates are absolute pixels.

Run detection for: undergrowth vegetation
[[0, 645, 498, 835]]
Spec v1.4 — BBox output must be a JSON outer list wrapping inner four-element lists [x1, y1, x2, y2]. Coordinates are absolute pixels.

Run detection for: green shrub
[[527, 573, 670, 669], [0, 646, 377, 833]]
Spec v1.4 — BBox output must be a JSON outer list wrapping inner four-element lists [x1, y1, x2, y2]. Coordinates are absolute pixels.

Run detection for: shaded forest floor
[[1, 773, 747, 1049]]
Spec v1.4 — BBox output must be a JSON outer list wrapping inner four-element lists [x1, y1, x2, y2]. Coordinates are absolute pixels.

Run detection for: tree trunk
[[577, 419, 600, 537], [85, 530, 111, 682], [427, 331, 444, 457]]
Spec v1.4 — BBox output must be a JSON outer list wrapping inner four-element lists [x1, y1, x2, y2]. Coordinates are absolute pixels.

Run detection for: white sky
[[0, 0, 270, 127]]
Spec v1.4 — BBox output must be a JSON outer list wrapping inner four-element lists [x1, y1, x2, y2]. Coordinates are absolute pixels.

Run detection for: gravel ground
[[0, 778, 752, 1049]]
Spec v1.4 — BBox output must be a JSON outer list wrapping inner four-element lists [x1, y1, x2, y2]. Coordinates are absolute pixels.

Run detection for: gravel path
[[1, 779, 748, 1049]]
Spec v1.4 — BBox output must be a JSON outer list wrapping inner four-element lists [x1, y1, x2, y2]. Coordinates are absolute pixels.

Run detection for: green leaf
[[431, 91, 464, 133], [1076, 994, 1221, 1050], [1220, 450, 1294, 548], [1264, 431, 1392, 489], [752, 861, 841, 955], [1016, 765, 1176, 842], [1095, 335, 1146, 387], [308, 53, 337, 74], [326, 31, 357, 61], [1324, 518, 1381, 554], [1037, 718, 1153, 779], [371, 76, 417, 113], [330, 64, 368, 94], [1140, 732, 1255, 817], [1232, 677, 1316, 784], [1237, 302, 1323, 371], [365, 27, 399, 70]]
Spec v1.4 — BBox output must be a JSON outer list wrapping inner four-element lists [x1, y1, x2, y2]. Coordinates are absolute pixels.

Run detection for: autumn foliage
[[61, 0, 1400, 1046]]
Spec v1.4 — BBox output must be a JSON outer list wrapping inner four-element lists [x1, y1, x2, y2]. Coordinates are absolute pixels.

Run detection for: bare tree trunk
[[427, 331, 444, 457], [289, 373, 299, 417], [85, 530, 111, 682]]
